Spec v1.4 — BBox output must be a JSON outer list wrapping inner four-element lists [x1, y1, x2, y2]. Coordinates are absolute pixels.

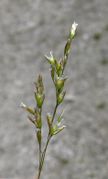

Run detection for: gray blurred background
[[0, 0, 108, 178]]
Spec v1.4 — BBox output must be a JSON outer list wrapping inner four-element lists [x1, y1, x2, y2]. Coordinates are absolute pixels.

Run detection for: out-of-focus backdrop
[[0, 0, 108, 178]]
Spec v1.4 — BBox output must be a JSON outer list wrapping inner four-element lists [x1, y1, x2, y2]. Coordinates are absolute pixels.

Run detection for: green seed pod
[[55, 77, 67, 91], [55, 78, 64, 90]]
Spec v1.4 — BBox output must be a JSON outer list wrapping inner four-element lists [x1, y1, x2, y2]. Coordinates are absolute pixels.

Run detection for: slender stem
[[38, 143, 41, 168], [52, 103, 58, 123], [37, 169, 41, 179], [39, 135, 51, 170], [39, 108, 42, 161], [36, 134, 50, 179], [36, 102, 58, 179], [37, 107, 42, 179]]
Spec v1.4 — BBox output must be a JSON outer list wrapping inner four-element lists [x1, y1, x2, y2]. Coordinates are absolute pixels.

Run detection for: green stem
[[37, 103, 58, 179], [37, 108, 42, 179], [38, 143, 41, 167], [39, 108, 42, 160], [52, 103, 58, 123]]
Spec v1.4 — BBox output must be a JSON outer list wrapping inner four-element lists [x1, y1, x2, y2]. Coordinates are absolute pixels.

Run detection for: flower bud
[[70, 22, 78, 39]]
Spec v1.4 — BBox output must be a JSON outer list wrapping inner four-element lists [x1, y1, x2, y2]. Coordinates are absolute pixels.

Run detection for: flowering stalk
[[21, 22, 78, 179]]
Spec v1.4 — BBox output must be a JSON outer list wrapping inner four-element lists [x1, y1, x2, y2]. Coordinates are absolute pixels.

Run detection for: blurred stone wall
[[0, 0, 108, 178]]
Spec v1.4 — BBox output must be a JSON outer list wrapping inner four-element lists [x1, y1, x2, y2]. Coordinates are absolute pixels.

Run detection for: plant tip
[[71, 22, 78, 38]]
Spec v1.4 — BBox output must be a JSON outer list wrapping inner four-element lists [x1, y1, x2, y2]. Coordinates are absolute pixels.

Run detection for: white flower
[[71, 22, 78, 38], [20, 102, 26, 108], [45, 51, 55, 65]]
